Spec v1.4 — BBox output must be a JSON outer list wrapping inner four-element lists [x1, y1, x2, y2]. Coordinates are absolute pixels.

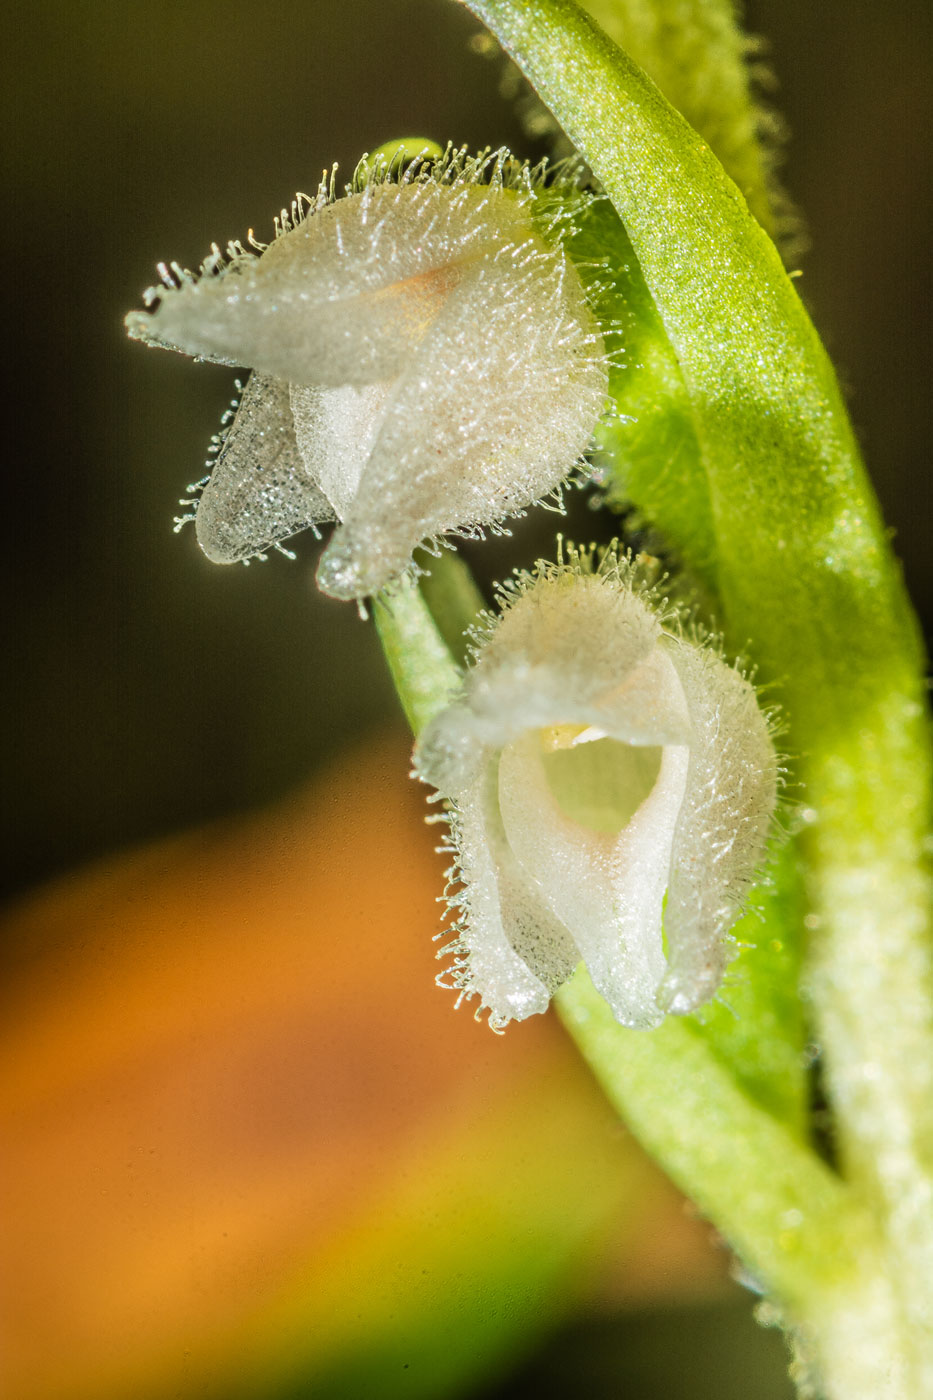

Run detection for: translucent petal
[[314, 233, 607, 598], [289, 382, 393, 522], [499, 730, 690, 1027], [195, 374, 334, 564], [420, 576, 688, 786], [659, 639, 779, 1013], [443, 758, 578, 1027], [416, 572, 694, 1025], [127, 170, 608, 596]]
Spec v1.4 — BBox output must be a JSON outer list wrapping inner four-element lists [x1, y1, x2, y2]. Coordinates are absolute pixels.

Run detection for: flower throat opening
[[539, 727, 663, 835]]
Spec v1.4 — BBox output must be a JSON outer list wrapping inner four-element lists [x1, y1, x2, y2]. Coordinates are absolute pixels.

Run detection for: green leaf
[[459, 0, 925, 715], [577, 0, 778, 238], [458, 0, 933, 1155], [692, 838, 808, 1136], [554, 967, 879, 1314], [563, 197, 715, 588]]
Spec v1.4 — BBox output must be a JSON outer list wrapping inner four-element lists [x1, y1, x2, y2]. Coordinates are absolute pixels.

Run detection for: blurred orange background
[[4, 735, 727, 1399]]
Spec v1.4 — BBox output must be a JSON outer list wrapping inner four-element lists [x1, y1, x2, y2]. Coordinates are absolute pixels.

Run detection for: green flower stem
[[416, 550, 486, 666], [455, 0, 933, 1388], [374, 574, 464, 735], [556, 970, 907, 1399], [375, 559, 908, 1397]]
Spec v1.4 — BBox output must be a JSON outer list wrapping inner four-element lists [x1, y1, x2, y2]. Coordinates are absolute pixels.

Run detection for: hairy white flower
[[414, 551, 778, 1031], [125, 149, 609, 600]]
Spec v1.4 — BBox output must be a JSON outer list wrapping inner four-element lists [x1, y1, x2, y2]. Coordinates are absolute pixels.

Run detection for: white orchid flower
[[414, 550, 778, 1031], [125, 150, 609, 601]]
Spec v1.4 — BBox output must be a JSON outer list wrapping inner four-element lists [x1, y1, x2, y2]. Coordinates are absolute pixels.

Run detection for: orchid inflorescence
[[125, 143, 778, 1030]]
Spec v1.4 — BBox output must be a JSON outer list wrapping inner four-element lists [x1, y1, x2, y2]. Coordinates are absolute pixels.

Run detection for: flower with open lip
[[414, 549, 778, 1031], [124, 149, 609, 601]]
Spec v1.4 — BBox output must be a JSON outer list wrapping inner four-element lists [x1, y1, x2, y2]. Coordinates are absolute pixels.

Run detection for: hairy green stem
[[556, 970, 908, 1399]]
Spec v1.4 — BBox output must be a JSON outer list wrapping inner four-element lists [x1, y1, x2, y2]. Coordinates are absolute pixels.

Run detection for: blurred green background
[[2, 1, 930, 1396]]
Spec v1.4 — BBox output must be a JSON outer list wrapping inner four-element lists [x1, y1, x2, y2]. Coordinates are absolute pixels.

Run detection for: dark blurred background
[[1, 2, 930, 1396]]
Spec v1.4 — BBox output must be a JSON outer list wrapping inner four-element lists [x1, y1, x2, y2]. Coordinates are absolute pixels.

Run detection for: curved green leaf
[[692, 838, 807, 1136], [461, 0, 923, 711], [578, 0, 778, 238], [563, 197, 715, 586]]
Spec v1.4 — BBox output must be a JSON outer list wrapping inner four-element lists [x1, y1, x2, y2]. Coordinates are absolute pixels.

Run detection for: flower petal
[[659, 639, 779, 1013], [289, 381, 393, 522], [126, 158, 609, 597], [194, 374, 334, 564], [416, 568, 691, 1025], [442, 574, 673, 761], [498, 730, 691, 1030], [313, 220, 606, 598], [442, 755, 578, 1027]]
